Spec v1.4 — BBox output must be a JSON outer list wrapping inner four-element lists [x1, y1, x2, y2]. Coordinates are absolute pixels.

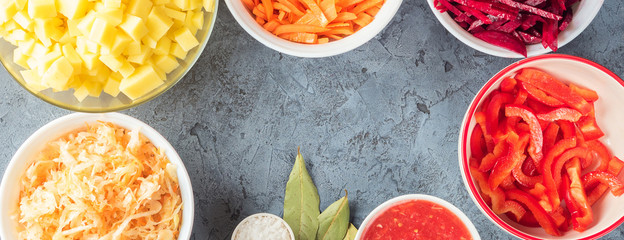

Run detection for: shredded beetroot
[[435, 0, 581, 56], [474, 30, 528, 57]]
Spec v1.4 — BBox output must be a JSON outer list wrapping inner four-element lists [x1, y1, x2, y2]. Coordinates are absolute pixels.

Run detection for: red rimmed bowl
[[458, 54, 624, 239]]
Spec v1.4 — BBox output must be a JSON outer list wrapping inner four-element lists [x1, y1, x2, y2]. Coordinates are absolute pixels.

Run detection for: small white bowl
[[231, 213, 295, 240], [225, 0, 402, 58], [426, 0, 603, 58], [459, 54, 624, 239], [0, 113, 194, 240], [355, 194, 480, 240]]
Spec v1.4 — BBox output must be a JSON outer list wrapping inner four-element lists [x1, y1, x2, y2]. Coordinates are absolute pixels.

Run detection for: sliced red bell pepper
[[586, 140, 612, 172], [541, 137, 576, 209], [506, 189, 561, 236], [587, 157, 624, 206], [542, 122, 559, 153], [557, 120, 576, 140], [522, 155, 539, 176], [475, 111, 495, 152], [513, 156, 541, 188], [505, 104, 543, 162], [500, 77, 517, 92], [471, 125, 487, 160], [471, 165, 526, 221], [514, 89, 529, 105], [486, 92, 515, 134], [569, 83, 599, 102], [565, 159, 592, 232], [515, 69, 592, 115], [479, 140, 507, 172], [582, 171, 624, 196], [537, 108, 582, 122], [528, 183, 552, 212], [552, 147, 591, 189], [501, 174, 517, 190], [516, 211, 540, 227], [489, 131, 529, 190], [577, 110, 604, 141], [520, 81, 565, 107]]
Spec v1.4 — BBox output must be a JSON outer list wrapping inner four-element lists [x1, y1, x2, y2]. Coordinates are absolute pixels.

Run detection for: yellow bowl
[[0, 3, 218, 113]]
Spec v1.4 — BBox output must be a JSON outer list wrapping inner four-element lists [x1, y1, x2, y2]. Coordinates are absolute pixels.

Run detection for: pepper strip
[[470, 125, 486, 160], [500, 77, 517, 92], [542, 122, 559, 153], [565, 159, 592, 232], [479, 140, 507, 172], [475, 112, 495, 152], [489, 131, 529, 190], [587, 157, 624, 205], [552, 147, 591, 189], [577, 110, 604, 141], [512, 156, 541, 188], [536, 108, 582, 122], [569, 83, 599, 102], [520, 81, 564, 107], [471, 166, 526, 221], [506, 189, 561, 236], [541, 137, 576, 210], [486, 92, 514, 135], [586, 140, 611, 172], [515, 69, 592, 115], [582, 171, 624, 196], [505, 104, 543, 162]]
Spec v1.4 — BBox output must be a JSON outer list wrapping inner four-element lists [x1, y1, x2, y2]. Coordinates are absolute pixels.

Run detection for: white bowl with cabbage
[[0, 112, 194, 239]]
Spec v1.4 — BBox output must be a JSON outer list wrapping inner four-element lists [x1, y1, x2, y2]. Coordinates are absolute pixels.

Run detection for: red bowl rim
[[459, 54, 624, 239]]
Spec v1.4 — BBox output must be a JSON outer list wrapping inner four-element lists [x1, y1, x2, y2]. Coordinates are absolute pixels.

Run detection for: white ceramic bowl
[[231, 213, 295, 240], [225, 0, 402, 58], [354, 194, 480, 240], [0, 113, 194, 239], [426, 0, 603, 58], [458, 54, 624, 239]]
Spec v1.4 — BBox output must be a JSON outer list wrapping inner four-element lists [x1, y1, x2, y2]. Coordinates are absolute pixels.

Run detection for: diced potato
[[108, 33, 131, 56], [84, 80, 103, 97], [103, 73, 121, 96], [13, 11, 32, 30], [141, 35, 157, 49], [127, 46, 152, 64], [42, 56, 74, 91], [173, 27, 198, 51], [124, 41, 142, 56], [118, 61, 135, 78], [203, 0, 215, 12], [14, 47, 30, 68], [99, 54, 124, 72], [62, 44, 83, 74], [119, 65, 163, 100], [98, 7, 123, 26], [0, 1, 18, 23], [146, 7, 173, 40], [104, 0, 121, 9], [169, 42, 187, 59], [126, 0, 152, 19], [76, 11, 96, 36], [57, 0, 89, 19], [21, 70, 47, 92], [28, 0, 56, 18], [73, 83, 90, 101], [86, 39, 100, 54], [161, 6, 186, 21], [152, 54, 178, 74], [119, 14, 148, 42], [192, 10, 203, 30], [153, 36, 171, 55], [89, 18, 116, 48]]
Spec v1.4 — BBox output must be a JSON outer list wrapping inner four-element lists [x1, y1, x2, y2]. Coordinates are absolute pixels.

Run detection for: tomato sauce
[[360, 200, 473, 240]]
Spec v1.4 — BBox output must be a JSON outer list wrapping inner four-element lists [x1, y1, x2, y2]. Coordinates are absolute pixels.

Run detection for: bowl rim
[[0, 112, 194, 240], [224, 0, 403, 58], [457, 54, 624, 239], [0, 1, 219, 113], [231, 212, 295, 240], [425, 0, 605, 58], [353, 193, 481, 240]]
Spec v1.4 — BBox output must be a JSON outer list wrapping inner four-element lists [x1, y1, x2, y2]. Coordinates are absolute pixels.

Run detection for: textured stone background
[[1, 0, 623, 239]]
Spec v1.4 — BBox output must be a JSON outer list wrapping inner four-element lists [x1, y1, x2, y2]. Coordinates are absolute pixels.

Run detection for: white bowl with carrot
[[225, 0, 402, 57]]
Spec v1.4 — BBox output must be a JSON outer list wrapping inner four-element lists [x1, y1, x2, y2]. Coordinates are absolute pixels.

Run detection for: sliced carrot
[[352, 0, 383, 14], [245, 0, 384, 44], [261, 0, 274, 20], [317, 37, 329, 44], [352, 12, 373, 27], [332, 12, 357, 22], [279, 33, 318, 43], [274, 24, 329, 35], [264, 20, 281, 32], [320, 0, 338, 22]]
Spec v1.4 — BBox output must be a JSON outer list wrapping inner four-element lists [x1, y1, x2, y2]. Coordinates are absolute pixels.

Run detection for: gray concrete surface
[[1, 0, 623, 239]]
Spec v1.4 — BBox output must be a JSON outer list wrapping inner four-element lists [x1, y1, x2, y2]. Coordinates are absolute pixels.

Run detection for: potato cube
[[126, 0, 152, 19], [104, 0, 121, 9], [99, 54, 124, 72], [62, 44, 82, 74], [203, 0, 215, 12], [37, 47, 62, 76], [77, 52, 99, 70], [153, 54, 178, 74], [119, 14, 148, 42], [169, 42, 187, 59], [173, 27, 198, 51], [146, 7, 173, 40], [57, 0, 88, 19], [73, 83, 89, 101], [28, 0, 56, 18], [141, 35, 157, 49], [192, 10, 203, 30], [108, 33, 131, 56], [127, 46, 152, 64], [86, 39, 100, 54], [98, 7, 123, 26], [77, 11, 96, 36], [89, 18, 116, 48], [161, 6, 185, 21], [118, 61, 135, 78], [42, 57, 74, 91], [84, 80, 104, 97], [103, 73, 121, 96], [153, 36, 171, 55], [13, 11, 32, 30], [21, 70, 47, 92], [120, 65, 163, 100], [13, 47, 30, 68], [124, 41, 142, 56], [172, 0, 190, 11]]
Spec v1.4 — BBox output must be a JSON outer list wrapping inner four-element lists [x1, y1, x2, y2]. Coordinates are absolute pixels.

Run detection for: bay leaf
[[342, 223, 357, 240], [316, 192, 350, 240], [284, 149, 320, 240]]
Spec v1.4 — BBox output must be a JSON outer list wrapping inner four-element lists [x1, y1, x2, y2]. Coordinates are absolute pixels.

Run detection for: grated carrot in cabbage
[[16, 122, 182, 240]]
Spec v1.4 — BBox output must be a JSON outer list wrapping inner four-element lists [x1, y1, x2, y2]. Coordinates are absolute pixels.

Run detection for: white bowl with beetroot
[[355, 194, 480, 240], [427, 0, 603, 58], [459, 54, 624, 239]]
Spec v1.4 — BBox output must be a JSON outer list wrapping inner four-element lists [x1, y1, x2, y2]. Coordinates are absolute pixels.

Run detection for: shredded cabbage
[[17, 122, 182, 240]]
